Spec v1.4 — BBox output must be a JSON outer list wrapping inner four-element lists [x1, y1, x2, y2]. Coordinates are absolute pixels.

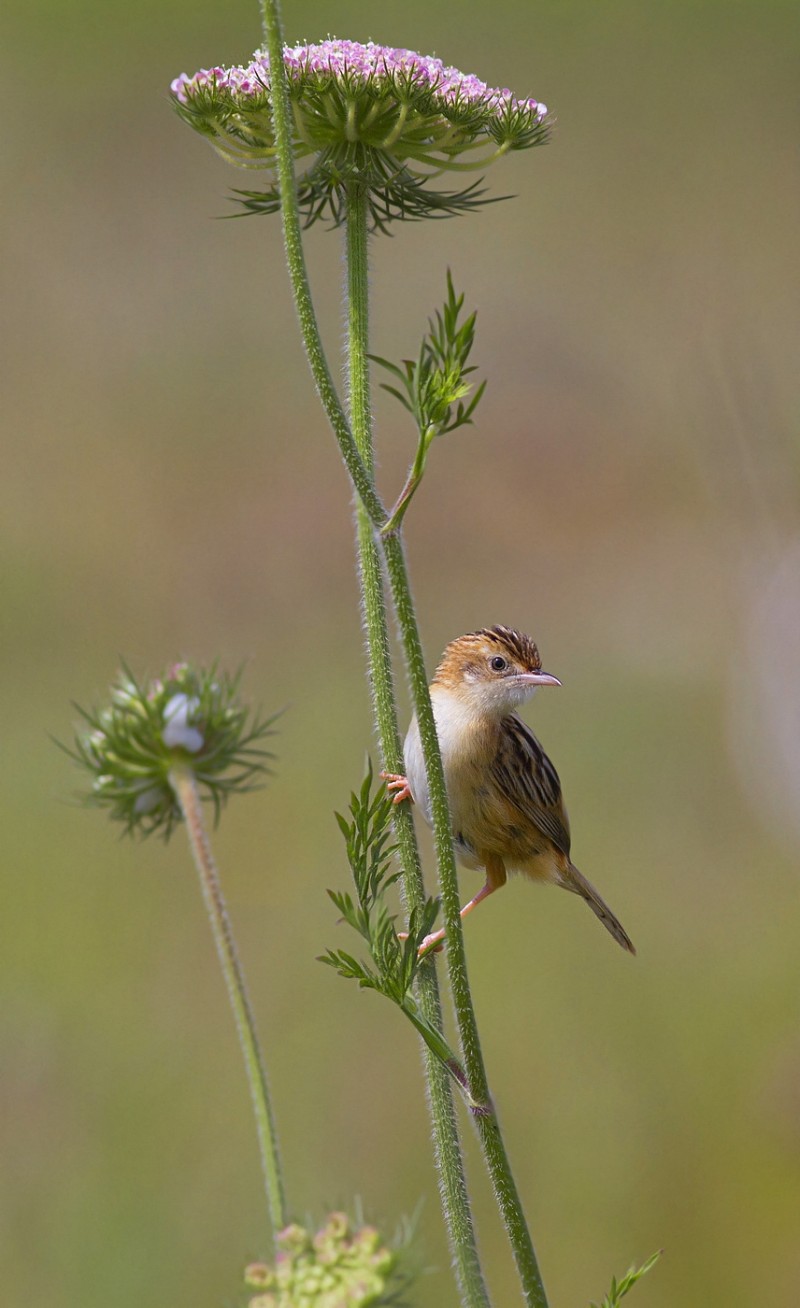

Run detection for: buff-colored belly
[[404, 711, 559, 883]]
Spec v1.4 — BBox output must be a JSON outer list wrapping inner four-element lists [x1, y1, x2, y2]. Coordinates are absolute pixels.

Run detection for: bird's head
[[432, 625, 561, 718]]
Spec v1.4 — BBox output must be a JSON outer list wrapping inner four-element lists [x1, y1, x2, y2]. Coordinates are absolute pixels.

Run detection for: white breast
[[403, 689, 476, 829], [403, 714, 430, 824]]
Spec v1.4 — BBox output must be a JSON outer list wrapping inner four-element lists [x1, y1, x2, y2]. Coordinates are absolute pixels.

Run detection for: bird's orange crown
[[433, 626, 543, 690]]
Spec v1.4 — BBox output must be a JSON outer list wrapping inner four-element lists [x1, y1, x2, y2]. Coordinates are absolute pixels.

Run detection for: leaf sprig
[[321, 764, 473, 1099], [372, 272, 486, 531], [590, 1251, 662, 1308]]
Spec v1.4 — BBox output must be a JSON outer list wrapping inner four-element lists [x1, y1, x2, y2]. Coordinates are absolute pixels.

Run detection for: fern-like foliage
[[322, 763, 469, 1091], [371, 273, 486, 530], [590, 1251, 662, 1308]]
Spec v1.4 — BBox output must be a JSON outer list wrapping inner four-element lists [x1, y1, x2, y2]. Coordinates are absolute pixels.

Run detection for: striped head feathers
[[431, 626, 561, 717]]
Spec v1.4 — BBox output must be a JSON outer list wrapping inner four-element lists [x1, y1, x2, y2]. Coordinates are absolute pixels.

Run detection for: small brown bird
[[384, 626, 634, 954]]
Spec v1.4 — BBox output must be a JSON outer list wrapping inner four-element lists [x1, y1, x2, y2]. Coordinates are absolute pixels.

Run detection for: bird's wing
[[491, 714, 572, 857]]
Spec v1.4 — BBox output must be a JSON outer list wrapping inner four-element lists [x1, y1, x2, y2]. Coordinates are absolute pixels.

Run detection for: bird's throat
[[430, 687, 500, 770]]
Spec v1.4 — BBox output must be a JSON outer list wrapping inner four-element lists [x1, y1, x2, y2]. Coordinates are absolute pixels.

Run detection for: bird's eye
[[490, 655, 508, 672]]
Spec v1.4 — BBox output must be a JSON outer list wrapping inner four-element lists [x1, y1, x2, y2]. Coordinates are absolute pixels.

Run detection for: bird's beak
[[517, 671, 561, 688]]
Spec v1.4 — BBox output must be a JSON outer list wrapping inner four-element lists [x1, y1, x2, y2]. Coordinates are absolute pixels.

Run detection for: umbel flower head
[[68, 663, 275, 839], [244, 1212, 411, 1308], [170, 39, 551, 229]]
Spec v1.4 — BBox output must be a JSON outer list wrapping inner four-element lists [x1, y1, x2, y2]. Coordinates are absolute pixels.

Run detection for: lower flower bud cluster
[[244, 1214, 397, 1308]]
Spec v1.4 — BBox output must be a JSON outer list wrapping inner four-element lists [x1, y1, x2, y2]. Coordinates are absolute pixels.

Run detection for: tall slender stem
[[381, 536, 549, 1308], [345, 177, 491, 1308], [345, 191, 548, 1298], [257, 6, 546, 1303], [257, 0, 386, 530], [170, 766, 287, 1240]]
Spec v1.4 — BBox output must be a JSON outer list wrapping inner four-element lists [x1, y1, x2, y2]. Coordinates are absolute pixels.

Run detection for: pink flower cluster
[[170, 38, 547, 119]]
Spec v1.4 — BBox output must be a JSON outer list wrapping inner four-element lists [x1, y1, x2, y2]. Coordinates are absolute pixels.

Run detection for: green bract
[[67, 663, 275, 838], [171, 39, 551, 229]]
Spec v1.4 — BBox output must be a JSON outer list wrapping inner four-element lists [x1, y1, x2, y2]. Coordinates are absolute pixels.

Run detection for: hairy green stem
[[257, 0, 386, 529], [169, 766, 286, 1240], [383, 424, 435, 532], [255, 4, 488, 1293], [257, 4, 546, 1301], [342, 148, 548, 1308], [381, 537, 549, 1306], [345, 177, 491, 1308]]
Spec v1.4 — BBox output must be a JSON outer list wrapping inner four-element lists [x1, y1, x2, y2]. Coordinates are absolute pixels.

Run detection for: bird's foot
[[397, 927, 445, 957], [380, 771, 412, 804], [418, 930, 446, 956]]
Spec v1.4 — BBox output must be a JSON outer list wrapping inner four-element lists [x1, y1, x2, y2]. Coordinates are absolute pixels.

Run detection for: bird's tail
[[559, 862, 636, 954]]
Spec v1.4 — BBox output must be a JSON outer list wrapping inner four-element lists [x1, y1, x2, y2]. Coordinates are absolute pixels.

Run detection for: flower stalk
[[65, 662, 286, 1243], [339, 88, 548, 1308], [174, 11, 553, 1304], [256, 12, 543, 1308], [343, 174, 490, 1306], [381, 529, 549, 1308], [344, 179, 548, 1300], [169, 765, 287, 1239], [252, 15, 386, 528]]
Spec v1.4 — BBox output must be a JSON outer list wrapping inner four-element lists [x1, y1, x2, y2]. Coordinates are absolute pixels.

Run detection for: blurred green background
[[3, 0, 800, 1304]]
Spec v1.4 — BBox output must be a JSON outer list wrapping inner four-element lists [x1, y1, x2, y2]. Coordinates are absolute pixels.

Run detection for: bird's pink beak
[[517, 671, 561, 687]]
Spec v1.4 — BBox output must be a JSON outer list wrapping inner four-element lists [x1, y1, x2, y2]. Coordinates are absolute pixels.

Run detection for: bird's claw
[[418, 931, 445, 956], [380, 770, 412, 804], [398, 928, 445, 957]]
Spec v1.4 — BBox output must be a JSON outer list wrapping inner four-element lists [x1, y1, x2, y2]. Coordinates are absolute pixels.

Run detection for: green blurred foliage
[[3, 1, 800, 1306]]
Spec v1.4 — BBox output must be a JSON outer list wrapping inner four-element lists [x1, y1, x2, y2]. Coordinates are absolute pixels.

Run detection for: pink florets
[[170, 36, 551, 227], [170, 38, 548, 119]]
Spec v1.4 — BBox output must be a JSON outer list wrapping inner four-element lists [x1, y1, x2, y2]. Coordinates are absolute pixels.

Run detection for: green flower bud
[[66, 662, 276, 839], [245, 1212, 411, 1307]]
